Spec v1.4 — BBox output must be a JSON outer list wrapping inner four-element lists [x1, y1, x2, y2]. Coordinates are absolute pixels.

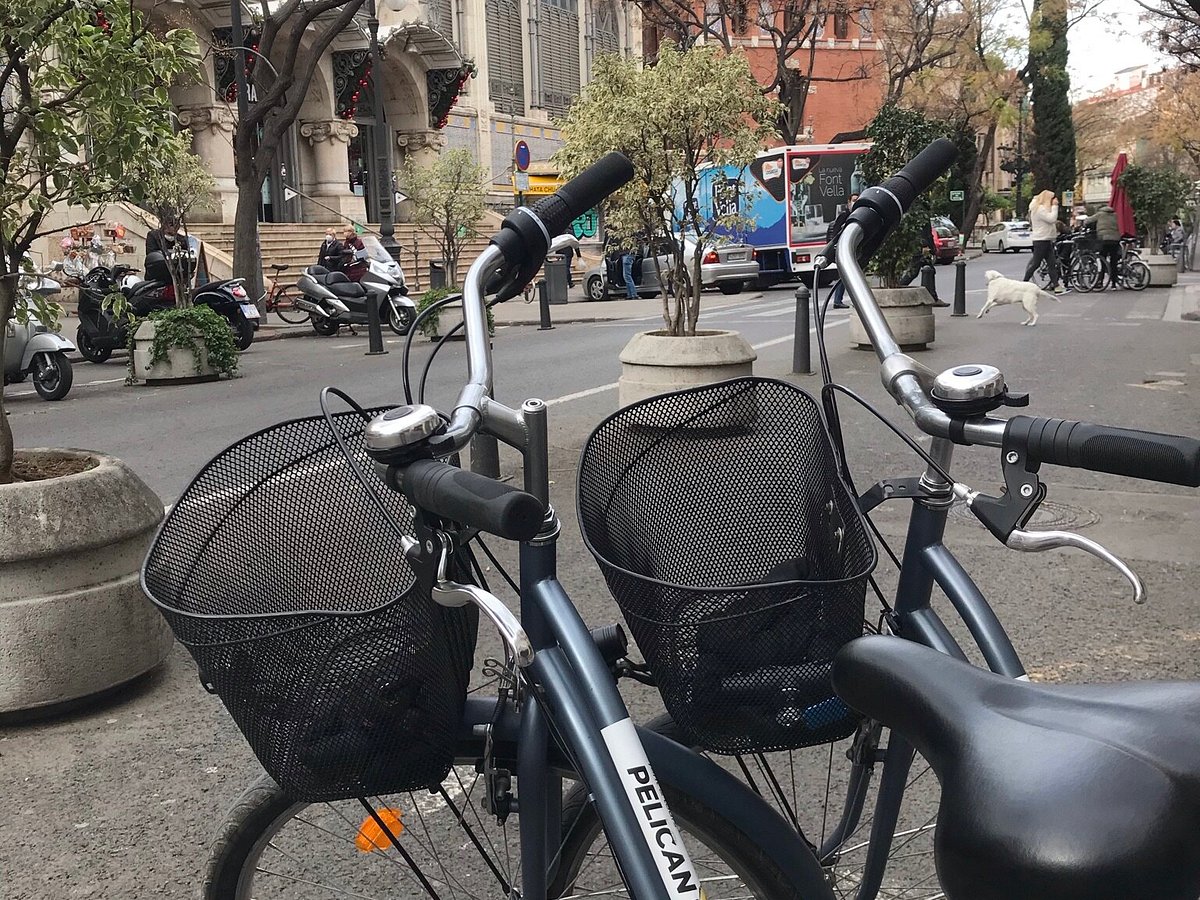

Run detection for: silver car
[[586, 237, 759, 301], [981, 221, 1033, 253]]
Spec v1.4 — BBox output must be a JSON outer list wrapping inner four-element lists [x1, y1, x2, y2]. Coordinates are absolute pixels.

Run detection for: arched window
[[487, 0, 525, 113], [594, 0, 619, 57]]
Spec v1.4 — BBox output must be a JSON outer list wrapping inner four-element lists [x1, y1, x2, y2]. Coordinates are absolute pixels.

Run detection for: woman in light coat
[[1023, 190, 1065, 294]]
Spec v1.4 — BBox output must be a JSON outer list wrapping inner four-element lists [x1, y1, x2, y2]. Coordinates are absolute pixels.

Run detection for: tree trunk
[[0, 277, 16, 484], [232, 167, 265, 307], [963, 121, 998, 244]]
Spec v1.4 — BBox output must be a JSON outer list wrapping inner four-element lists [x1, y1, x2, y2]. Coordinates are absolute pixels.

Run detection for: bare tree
[[1139, 0, 1200, 68], [876, 0, 969, 101], [226, 1, 367, 297], [632, 0, 872, 143]]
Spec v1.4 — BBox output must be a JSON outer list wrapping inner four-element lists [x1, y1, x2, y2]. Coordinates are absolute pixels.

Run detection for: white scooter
[[3, 271, 75, 401], [295, 237, 416, 337]]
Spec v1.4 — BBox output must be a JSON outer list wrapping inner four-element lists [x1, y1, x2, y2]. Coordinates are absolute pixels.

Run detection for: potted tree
[[0, 3, 197, 716], [850, 104, 950, 351], [399, 149, 487, 339], [557, 46, 779, 407], [125, 137, 239, 384]]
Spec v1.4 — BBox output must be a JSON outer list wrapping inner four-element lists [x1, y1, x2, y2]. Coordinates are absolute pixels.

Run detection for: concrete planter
[[0, 450, 172, 717], [131, 319, 218, 384], [618, 329, 757, 408], [1142, 254, 1179, 287], [849, 286, 935, 351]]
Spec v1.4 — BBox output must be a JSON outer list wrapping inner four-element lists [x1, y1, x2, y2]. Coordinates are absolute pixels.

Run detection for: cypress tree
[[1027, 0, 1077, 199]]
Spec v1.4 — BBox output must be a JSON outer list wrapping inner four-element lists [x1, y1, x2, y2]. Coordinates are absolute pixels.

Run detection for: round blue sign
[[515, 140, 531, 172]]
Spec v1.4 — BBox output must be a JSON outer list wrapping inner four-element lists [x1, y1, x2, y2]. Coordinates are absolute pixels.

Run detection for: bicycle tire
[[554, 781, 806, 899], [638, 712, 945, 899], [203, 763, 814, 899], [1125, 260, 1151, 291], [1075, 253, 1103, 292], [272, 290, 309, 324]]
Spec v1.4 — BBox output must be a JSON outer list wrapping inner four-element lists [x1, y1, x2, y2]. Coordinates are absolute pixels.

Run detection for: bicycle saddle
[[832, 636, 1200, 900]]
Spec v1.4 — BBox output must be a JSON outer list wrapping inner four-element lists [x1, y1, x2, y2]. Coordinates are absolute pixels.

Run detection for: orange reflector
[[355, 808, 405, 852]]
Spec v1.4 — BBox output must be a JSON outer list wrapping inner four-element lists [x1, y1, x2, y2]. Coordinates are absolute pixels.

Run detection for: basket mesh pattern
[[579, 378, 876, 754], [143, 409, 477, 801]]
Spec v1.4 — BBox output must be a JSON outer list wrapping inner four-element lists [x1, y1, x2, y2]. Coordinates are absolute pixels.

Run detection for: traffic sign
[[515, 140, 531, 172], [949, 190, 965, 202], [514, 172, 530, 192], [1062, 190, 1074, 207]]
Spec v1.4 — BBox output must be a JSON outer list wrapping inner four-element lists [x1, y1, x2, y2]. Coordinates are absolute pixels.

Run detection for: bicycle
[[260, 263, 310, 324], [142, 155, 838, 900], [142, 145, 1200, 900], [1034, 232, 1101, 292]]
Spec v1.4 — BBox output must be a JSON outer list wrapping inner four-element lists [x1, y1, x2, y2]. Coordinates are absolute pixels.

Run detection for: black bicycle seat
[[832, 636, 1200, 900], [272, 263, 289, 272]]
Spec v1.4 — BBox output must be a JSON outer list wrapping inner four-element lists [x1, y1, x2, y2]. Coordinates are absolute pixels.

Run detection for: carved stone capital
[[177, 105, 235, 133], [395, 129, 446, 152], [299, 119, 360, 145]]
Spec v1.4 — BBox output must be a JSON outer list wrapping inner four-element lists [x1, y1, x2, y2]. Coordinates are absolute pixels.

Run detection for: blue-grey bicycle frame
[[825, 439, 1028, 900]]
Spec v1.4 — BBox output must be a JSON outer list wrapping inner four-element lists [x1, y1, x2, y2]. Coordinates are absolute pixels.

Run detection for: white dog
[[977, 270, 1060, 326]]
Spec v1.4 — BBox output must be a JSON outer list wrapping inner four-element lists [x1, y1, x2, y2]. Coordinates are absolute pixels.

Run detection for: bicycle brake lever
[[1005, 527, 1147, 604], [425, 534, 535, 666]]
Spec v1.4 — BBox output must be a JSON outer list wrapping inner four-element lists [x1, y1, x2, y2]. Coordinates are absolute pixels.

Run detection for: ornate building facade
[[159, 0, 640, 225]]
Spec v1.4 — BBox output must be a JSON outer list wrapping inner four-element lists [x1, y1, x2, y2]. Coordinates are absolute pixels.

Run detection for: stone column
[[298, 119, 361, 221], [177, 105, 236, 223]]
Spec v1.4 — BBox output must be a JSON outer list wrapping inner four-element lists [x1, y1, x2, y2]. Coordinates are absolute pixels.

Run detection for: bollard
[[537, 279, 554, 331], [952, 258, 967, 316], [792, 285, 812, 375], [921, 263, 941, 304], [364, 294, 388, 356]]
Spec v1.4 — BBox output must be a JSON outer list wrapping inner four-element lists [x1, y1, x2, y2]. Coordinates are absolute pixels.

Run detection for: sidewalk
[[245, 285, 768, 340]]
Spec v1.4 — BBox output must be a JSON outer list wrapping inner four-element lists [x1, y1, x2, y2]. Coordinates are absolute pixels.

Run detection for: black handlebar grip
[[400, 459, 546, 541], [529, 152, 635, 239], [1006, 416, 1200, 487], [879, 138, 959, 215]]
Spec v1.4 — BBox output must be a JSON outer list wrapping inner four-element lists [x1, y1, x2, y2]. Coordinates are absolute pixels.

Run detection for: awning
[[382, 22, 463, 69]]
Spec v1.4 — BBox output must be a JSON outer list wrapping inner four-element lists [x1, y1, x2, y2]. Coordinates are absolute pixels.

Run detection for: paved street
[[2, 250, 1199, 897]]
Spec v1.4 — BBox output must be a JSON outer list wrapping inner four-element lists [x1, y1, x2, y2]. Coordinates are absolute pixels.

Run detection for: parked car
[[981, 220, 1033, 253], [930, 217, 962, 264], [585, 237, 759, 301]]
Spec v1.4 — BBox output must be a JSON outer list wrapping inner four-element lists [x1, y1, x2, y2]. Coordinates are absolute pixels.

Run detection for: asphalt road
[[2, 250, 1198, 898]]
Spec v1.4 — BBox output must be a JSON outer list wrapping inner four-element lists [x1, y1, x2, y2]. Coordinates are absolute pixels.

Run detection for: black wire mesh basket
[[142, 407, 477, 802], [578, 378, 876, 754]]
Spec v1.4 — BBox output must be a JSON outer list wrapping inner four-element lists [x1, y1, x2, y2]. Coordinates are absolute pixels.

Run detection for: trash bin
[[544, 254, 569, 305], [429, 260, 446, 291]]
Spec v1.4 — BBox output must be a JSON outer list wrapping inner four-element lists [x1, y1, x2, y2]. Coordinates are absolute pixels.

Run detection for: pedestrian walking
[[317, 229, 343, 270], [561, 242, 576, 288], [1085, 204, 1122, 289], [1023, 190, 1065, 294]]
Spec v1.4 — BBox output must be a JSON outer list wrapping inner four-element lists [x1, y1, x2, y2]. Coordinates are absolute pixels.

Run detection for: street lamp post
[[365, 0, 391, 356]]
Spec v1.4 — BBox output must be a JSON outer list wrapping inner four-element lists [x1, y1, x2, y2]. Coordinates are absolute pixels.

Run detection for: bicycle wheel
[[638, 713, 944, 900], [273, 290, 310, 324], [203, 765, 802, 899], [1125, 260, 1151, 291], [1075, 253, 1103, 292]]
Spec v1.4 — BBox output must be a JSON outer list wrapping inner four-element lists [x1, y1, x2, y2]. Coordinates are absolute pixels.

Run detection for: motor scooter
[[75, 256, 173, 363], [294, 238, 415, 336], [3, 272, 75, 401]]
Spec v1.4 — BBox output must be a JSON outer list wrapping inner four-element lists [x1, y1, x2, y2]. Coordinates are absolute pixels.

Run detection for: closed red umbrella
[[1110, 152, 1137, 238]]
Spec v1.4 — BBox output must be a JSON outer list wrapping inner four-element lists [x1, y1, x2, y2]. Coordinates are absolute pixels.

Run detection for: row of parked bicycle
[[1032, 231, 1153, 292]]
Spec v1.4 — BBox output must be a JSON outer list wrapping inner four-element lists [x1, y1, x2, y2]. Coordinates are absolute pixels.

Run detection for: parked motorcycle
[[295, 238, 415, 336], [3, 272, 75, 401], [75, 255, 173, 363], [192, 277, 260, 351]]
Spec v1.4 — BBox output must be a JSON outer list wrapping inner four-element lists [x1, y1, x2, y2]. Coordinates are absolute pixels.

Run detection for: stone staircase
[[187, 221, 497, 293]]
